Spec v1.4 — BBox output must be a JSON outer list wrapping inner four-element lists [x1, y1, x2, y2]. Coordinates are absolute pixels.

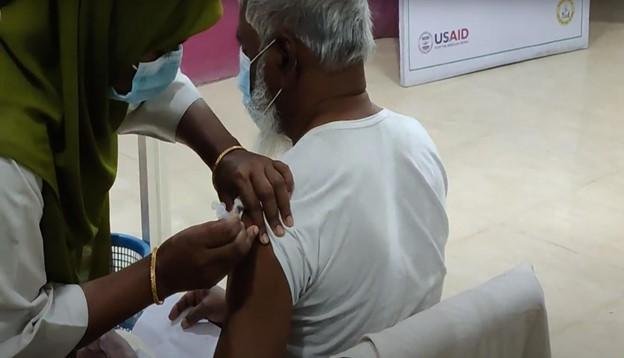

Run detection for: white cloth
[[0, 72, 199, 357], [0, 157, 88, 358], [269, 109, 449, 358], [118, 71, 201, 143], [132, 293, 221, 358], [335, 264, 551, 358]]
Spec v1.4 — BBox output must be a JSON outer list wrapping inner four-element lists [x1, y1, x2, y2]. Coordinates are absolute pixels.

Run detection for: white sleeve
[[0, 158, 88, 358], [269, 228, 313, 306], [267, 150, 323, 306], [267, 220, 318, 306], [117, 70, 202, 142]]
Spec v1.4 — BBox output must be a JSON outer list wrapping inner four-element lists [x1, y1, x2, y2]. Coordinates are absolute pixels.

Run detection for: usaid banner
[[399, 0, 590, 86]]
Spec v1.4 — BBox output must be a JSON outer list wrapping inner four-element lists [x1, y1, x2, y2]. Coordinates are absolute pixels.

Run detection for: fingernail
[[181, 319, 189, 329], [285, 216, 294, 227], [276, 225, 285, 236], [252, 226, 259, 236], [261, 234, 269, 245]]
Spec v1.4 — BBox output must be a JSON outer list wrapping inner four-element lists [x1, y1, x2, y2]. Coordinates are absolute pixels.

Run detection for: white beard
[[244, 58, 293, 159], [254, 130, 294, 159]]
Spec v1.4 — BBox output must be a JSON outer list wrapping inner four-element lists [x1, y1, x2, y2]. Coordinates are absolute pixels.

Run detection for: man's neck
[[288, 66, 381, 143], [305, 93, 380, 133]]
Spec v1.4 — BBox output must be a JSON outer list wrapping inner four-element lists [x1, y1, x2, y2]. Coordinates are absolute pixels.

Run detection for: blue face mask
[[110, 46, 183, 105], [238, 48, 253, 106], [237, 40, 278, 107]]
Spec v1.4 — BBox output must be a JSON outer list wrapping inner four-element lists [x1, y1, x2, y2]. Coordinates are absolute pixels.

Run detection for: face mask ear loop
[[250, 38, 282, 114], [262, 55, 296, 115], [264, 88, 283, 114], [251, 39, 278, 65]]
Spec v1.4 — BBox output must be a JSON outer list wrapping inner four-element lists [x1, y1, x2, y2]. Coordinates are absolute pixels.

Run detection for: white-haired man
[[170, 0, 449, 357]]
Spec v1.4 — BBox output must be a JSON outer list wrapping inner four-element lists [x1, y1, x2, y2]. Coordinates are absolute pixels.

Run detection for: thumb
[[220, 193, 235, 211], [182, 304, 211, 329], [247, 225, 260, 240]]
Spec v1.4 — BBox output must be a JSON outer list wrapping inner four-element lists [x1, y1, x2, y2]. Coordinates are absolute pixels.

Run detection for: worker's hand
[[168, 287, 227, 328], [213, 149, 294, 244], [156, 215, 259, 298], [76, 331, 137, 358]]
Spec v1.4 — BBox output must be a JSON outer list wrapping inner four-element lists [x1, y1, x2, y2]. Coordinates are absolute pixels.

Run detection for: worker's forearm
[[78, 258, 153, 348], [176, 99, 240, 168]]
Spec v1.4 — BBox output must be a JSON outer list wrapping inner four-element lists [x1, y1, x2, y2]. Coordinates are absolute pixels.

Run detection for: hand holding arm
[[121, 71, 296, 240], [176, 99, 295, 241]]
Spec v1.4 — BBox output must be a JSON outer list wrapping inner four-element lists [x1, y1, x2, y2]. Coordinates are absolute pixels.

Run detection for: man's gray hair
[[244, 0, 375, 71]]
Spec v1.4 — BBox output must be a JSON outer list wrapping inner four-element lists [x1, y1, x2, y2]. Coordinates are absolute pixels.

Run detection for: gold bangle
[[212, 145, 245, 172], [150, 246, 164, 305]]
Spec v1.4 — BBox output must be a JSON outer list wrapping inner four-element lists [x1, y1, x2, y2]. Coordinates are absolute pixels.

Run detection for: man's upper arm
[[215, 243, 293, 358]]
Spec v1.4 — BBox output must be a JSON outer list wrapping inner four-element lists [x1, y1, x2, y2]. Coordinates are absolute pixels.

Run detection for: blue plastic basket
[[111, 233, 151, 330]]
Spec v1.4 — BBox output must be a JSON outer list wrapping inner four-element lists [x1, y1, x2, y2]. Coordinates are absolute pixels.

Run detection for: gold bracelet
[[150, 246, 164, 305], [212, 145, 246, 172]]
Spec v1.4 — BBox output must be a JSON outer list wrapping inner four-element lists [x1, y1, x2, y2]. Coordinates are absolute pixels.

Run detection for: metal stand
[[138, 136, 171, 247]]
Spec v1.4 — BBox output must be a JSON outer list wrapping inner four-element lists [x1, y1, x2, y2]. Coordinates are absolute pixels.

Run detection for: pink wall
[[370, 0, 400, 39], [181, 0, 241, 84], [182, 0, 399, 85]]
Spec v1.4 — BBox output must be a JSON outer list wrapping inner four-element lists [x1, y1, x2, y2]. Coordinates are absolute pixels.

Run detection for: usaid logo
[[418, 32, 433, 54], [557, 0, 575, 25], [419, 28, 470, 54]]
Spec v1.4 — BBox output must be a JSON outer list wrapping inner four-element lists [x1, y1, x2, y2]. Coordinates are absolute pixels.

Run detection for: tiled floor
[[111, 10, 624, 358]]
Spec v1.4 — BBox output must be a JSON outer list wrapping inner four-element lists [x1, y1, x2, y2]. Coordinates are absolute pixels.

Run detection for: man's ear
[[274, 32, 298, 77]]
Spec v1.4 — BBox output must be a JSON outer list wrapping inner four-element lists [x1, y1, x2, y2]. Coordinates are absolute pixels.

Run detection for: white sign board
[[399, 0, 590, 86]]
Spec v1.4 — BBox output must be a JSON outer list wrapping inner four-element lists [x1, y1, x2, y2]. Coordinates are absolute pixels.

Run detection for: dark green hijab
[[0, 0, 222, 283]]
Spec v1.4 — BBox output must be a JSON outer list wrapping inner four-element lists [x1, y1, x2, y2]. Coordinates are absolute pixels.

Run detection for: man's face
[[237, 6, 293, 157]]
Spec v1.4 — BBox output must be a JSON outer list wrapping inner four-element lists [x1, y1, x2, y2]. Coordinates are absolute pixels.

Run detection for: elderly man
[[170, 0, 449, 357]]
